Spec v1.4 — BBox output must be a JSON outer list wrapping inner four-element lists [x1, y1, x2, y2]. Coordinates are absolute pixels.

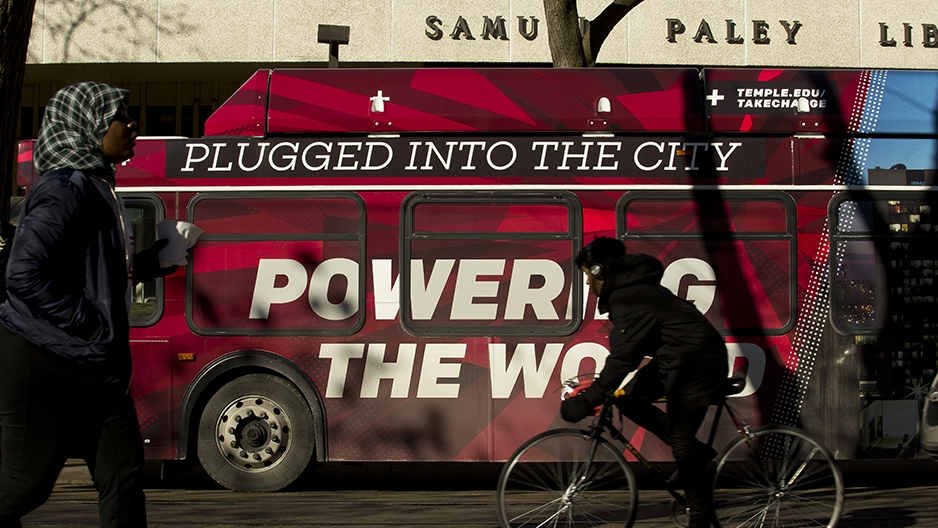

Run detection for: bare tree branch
[[585, 0, 644, 66], [544, 0, 645, 67]]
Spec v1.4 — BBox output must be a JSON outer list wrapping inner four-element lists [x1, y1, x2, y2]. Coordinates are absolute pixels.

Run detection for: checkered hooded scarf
[[33, 82, 129, 175]]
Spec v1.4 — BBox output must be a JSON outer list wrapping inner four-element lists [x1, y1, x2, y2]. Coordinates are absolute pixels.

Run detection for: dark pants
[[0, 326, 147, 528], [616, 363, 717, 528]]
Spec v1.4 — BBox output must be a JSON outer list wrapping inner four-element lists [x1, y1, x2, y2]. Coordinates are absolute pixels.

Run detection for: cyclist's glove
[[560, 395, 594, 422]]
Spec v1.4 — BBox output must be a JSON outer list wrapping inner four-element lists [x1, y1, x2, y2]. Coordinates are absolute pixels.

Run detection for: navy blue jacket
[[583, 253, 728, 415], [0, 169, 133, 387]]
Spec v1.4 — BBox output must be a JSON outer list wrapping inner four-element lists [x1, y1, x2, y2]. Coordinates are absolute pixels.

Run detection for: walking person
[[561, 237, 729, 528], [0, 82, 176, 528]]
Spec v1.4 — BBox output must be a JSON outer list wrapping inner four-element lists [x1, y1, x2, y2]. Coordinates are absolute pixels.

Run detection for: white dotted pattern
[[768, 71, 888, 437]]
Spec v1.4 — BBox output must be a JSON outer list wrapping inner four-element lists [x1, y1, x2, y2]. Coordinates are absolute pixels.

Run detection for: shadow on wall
[[41, 0, 195, 62]]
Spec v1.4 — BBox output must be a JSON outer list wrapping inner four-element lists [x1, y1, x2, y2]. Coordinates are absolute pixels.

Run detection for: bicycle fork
[[564, 434, 604, 502]]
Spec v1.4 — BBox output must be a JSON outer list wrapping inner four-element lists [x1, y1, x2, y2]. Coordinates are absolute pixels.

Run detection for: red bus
[[16, 67, 938, 491]]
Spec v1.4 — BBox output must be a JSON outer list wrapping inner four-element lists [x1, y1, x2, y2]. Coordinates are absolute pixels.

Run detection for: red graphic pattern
[[15, 67, 932, 465]]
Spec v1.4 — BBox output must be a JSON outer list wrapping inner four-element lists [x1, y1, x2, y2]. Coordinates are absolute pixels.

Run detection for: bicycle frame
[[584, 393, 750, 508], [497, 382, 844, 528], [499, 369, 843, 528]]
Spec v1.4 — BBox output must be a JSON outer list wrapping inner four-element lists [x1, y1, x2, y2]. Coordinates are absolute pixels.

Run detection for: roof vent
[[371, 90, 389, 114], [597, 97, 612, 114], [797, 97, 811, 113]]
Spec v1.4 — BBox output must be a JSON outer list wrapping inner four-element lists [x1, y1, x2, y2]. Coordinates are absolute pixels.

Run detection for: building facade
[[20, 0, 938, 139]]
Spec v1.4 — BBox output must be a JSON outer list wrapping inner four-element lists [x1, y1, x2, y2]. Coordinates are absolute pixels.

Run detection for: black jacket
[[584, 253, 728, 414], [0, 169, 134, 387]]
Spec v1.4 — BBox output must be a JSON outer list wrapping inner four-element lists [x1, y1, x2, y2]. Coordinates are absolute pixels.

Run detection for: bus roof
[[204, 68, 705, 136], [15, 68, 938, 192], [204, 68, 938, 137]]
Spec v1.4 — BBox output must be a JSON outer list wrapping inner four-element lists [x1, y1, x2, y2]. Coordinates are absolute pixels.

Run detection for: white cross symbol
[[370, 90, 390, 113], [706, 88, 724, 106]]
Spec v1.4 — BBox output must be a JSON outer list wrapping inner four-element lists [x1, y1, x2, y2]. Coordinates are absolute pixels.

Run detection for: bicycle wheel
[[713, 425, 844, 528], [497, 428, 638, 528]]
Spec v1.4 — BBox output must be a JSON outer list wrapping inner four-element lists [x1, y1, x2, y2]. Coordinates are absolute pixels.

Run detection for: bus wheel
[[197, 373, 315, 492]]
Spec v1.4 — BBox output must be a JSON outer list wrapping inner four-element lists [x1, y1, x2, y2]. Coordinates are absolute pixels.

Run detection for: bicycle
[[496, 375, 844, 528]]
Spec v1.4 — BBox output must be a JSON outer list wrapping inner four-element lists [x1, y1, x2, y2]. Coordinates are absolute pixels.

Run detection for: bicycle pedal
[[667, 470, 681, 485]]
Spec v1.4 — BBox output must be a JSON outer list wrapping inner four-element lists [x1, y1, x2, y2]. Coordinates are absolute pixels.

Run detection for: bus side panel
[[797, 135, 938, 459]]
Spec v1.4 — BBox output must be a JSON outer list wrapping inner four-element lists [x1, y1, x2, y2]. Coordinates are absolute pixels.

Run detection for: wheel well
[[177, 350, 327, 464]]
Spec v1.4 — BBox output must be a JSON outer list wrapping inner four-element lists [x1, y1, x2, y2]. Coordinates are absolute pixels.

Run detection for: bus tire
[[197, 373, 315, 492]]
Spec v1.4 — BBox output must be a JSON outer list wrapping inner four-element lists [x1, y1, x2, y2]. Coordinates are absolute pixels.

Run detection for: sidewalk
[[56, 456, 938, 489], [27, 457, 938, 528], [54, 459, 96, 488]]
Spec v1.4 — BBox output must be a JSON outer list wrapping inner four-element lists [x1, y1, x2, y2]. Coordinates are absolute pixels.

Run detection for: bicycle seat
[[721, 376, 746, 397]]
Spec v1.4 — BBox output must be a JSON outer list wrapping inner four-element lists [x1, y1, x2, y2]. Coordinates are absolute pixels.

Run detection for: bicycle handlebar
[[561, 375, 627, 402]]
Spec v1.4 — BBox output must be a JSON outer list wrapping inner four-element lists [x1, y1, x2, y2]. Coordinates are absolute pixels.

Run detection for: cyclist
[[561, 237, 728, 528]]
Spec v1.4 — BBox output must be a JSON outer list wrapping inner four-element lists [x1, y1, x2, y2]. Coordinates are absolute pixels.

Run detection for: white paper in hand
[[156, 220, 204, 266]]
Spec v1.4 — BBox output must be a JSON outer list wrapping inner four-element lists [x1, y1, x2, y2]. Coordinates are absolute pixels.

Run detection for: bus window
[[401, 192, 582, 336], [187, 192, 366, 336], [126, 196, 164, 326], [831, 192, 938, 334], [619, 191, 796, 335]]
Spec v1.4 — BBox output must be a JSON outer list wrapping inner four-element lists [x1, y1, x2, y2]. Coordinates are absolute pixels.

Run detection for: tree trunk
[[542, 0, 586, 67], [0, 0, 38, 301], [543, 0, 645, 67]]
